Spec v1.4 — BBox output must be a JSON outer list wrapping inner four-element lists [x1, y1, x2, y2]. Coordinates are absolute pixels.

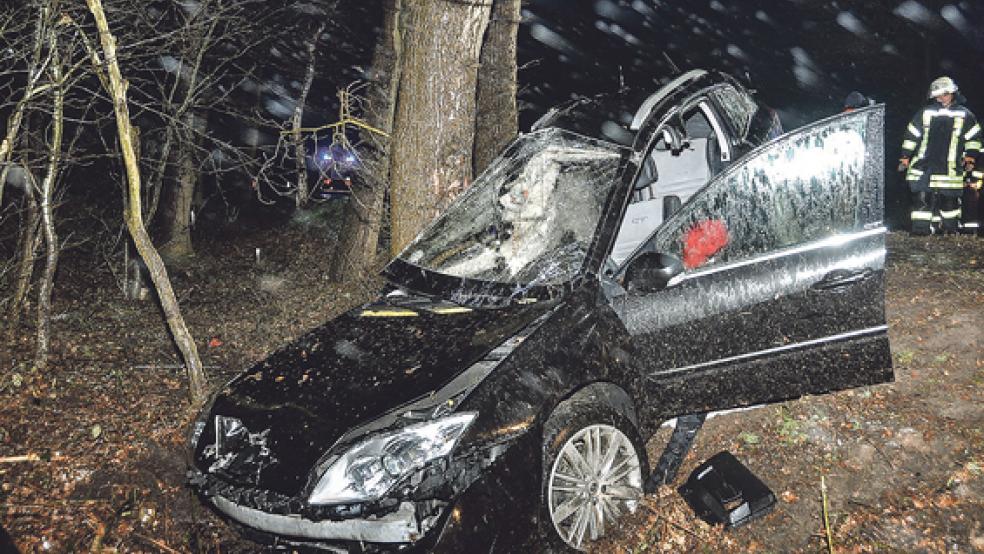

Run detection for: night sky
[[511, 0, 983, 225], [517, 0, 983, 127]]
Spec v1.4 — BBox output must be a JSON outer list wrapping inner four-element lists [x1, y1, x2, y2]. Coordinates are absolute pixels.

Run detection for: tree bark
[[87, 0, 208, 405], [34, 25, 64, 372], [158, 6, 218, 260], [160, 111, 203, 260], [6, 164, 41, 338], [328, 0, 402, 281], [292, 23, 324, 209], [388, 0, 492, 255], [473, 0, 520, 176]]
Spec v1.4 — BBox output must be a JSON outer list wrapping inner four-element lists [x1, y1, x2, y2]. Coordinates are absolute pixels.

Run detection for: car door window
[[614, 109, 888, 412], [647, 115, 871, 271]]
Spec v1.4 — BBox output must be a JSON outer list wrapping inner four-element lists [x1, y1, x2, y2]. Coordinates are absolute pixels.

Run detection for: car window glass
[[647, 114, 870, 271], [400, 129, 625, 285], [710, 85, 758, 141]]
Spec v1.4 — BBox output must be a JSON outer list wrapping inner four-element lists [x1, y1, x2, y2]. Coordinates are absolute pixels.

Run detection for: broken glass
[[400, 129, 625, 286]]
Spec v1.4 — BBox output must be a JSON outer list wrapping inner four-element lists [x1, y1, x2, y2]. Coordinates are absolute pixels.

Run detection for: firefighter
[[899, 76, 981, 235]]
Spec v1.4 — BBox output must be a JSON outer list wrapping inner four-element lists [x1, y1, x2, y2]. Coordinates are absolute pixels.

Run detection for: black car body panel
[[197, 298, 555, 497], [189, 70, 892, 552]]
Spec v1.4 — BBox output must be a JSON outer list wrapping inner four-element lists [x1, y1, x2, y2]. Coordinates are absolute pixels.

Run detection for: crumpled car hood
[[200, 297, 553, 497]]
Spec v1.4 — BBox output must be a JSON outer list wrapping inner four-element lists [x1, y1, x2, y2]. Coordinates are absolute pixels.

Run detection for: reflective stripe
[[915, 111, 932, 163], [925, 107, 970, 118], [929, 177, 965, 189], [948, 116, 964, 177], [911, 211, 933, 221], [966, 140, 982, 151], [966, 124, 981, 140], [931, 215, 942, 223], [906, 167, 924, 181], [429, 307, 473, 314], [907, 123, 922, 137], [360, 309, 418, 317], [902, 140, 918, 151], [940, 208, 962, 219], [963, 222, 980, 229]]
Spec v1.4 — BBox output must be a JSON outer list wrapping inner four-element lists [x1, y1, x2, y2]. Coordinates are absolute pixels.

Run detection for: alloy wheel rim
[[547, 423, 643, 550]]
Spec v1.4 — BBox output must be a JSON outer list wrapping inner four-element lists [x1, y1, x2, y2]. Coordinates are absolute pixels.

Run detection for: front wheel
[[541, 401, 647, 551]]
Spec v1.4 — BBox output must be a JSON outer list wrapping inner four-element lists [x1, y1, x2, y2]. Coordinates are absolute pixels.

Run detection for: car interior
[[611, 101, 730, 265]]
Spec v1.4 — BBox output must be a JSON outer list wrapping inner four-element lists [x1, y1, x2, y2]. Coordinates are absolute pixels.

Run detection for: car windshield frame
[[383, 128, 631, 304]]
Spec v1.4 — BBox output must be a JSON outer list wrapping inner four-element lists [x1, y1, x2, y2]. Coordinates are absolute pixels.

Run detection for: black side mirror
[[624, 252, 684, 293]]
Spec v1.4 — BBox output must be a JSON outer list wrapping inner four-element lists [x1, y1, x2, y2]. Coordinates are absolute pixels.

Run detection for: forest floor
[[1, 230, 982, 553]]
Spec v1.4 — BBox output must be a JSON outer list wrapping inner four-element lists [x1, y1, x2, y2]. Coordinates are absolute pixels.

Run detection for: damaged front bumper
[[211, 495, 421, 543], [189, 467, 442, 547], [188, 407, 538, 551]]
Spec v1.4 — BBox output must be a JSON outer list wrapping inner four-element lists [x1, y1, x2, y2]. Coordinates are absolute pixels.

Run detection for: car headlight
[[308, 412, 476, 504]]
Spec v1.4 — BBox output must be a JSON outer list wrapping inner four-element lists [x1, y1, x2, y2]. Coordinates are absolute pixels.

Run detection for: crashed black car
[[188, 70, 893, 552]]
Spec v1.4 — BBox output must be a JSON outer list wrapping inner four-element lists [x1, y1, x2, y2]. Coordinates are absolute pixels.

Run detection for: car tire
[[539, 398, 648, 552]]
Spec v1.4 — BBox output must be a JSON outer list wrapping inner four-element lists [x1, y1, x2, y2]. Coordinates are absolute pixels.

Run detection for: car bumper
[[211, 495, 422, 543]]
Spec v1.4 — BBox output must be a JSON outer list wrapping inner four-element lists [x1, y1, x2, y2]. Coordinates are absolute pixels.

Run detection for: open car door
[[611, 106, 893, 417]]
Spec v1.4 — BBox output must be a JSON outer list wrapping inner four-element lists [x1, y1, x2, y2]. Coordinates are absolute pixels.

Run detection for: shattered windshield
[[399, 129, 625, 286]]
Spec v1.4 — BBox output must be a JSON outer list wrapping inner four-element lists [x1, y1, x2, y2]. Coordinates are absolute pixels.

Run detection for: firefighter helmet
[[928, 76, 958, 98]]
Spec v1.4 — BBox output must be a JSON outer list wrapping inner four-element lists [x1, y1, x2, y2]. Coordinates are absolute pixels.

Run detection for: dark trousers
[[962, 187, 982, 235], [911, 190, 960, 235]]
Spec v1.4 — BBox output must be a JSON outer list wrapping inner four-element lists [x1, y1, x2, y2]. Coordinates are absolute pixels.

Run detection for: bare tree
[[33, 7, 66, 370], [6, 161, 42, 339], [2, 6, 48, 333], [155, 0, 252, 259], [95, 0, 303, 260], [288, 22, 325, 209], [0, 7, 47, 209], [1, 1, 92, 368], [85, 0, 208, 404], [328, 0, 403, 281]]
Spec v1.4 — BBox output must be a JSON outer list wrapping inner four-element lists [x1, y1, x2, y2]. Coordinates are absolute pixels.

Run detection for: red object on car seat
[[683, 219, 729, 269]]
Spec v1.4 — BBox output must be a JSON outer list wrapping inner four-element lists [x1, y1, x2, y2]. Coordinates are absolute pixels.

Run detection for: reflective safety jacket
[[901, 100, 981, 195]]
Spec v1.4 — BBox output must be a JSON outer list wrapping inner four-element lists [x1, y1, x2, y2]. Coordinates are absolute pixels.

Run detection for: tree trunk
[[34, 27, 64, 372], [473, 0, 520, 176], [87, 0, 208, 405], [6, 166, 41, 338], [161, 111, 203, 260], [292, 23, 323, 210], [388, 0, 492, 255], [144, 124, 172, 225], [328, 0, 402, 281]]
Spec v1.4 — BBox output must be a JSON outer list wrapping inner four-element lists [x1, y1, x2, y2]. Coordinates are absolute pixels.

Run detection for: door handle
[[811, 268, 872, 291]]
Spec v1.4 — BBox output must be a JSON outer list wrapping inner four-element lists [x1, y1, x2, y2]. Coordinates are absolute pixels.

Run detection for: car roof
[[531, 70, 739, 146]]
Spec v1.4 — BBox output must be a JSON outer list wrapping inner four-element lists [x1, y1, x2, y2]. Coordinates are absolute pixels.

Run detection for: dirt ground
[[1, 230, 982, 553]]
